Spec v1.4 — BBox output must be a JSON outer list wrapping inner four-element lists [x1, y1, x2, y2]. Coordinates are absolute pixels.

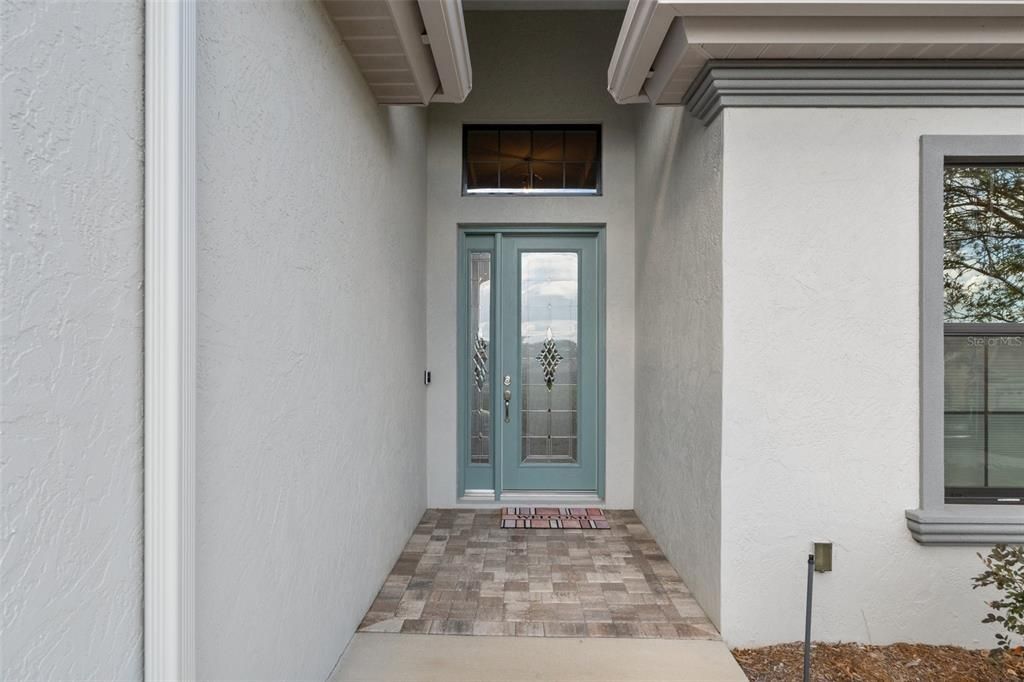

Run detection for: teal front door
[[459, 231, 601, 495]]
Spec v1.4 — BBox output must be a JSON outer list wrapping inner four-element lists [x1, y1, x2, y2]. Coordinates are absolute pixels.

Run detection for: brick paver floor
[[357, 509, 719, 639]]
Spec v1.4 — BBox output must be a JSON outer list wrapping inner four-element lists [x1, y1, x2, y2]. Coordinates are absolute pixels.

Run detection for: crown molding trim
[[684, 60, 1024, 124], [608, 1, 1024, 105]]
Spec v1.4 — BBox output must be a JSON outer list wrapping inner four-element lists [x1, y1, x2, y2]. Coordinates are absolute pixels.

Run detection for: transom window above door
[[463, 125, 601, 196]]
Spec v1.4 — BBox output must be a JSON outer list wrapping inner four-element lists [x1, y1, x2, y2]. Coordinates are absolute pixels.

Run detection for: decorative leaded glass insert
[[943, 165, 1024, 502], [535, 328, 563, 391], [520, 252, 579, 464], [469, 252, 492, 465], [472, 336, 488, 392]]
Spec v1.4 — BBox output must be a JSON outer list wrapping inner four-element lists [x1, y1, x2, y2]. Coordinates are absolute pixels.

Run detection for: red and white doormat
[[501, 507, 609, 529]]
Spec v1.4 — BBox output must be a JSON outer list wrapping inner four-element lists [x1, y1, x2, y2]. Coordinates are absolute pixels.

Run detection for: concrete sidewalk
[[331, 633, 748, 681]]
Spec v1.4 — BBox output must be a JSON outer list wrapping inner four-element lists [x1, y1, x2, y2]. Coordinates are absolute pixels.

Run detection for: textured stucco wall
[[719, 107, 1024, 647], [634, 107, 723, 626], [2, 0, 145, 679], [425, 11, 637, 507], [196, 2, 427, 678]]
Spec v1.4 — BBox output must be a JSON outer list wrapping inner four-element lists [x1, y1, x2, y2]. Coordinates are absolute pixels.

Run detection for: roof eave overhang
[[419, 0, 473, 103], [325, 0, 472, 105], [608, 1, 1024, 105]]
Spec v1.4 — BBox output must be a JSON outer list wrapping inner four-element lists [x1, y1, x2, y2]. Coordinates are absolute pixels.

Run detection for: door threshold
[[458, 490, 604, 507]]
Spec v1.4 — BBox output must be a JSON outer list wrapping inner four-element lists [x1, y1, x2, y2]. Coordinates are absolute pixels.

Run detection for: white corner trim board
[[145, 0, 197, 678], [607, 1, 1024, 105]]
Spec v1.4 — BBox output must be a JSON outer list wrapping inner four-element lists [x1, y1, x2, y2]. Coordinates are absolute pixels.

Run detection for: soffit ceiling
[[608, 1, 1024, 104], [324, 0, 1024, 107], [324, 0, 472, 105]]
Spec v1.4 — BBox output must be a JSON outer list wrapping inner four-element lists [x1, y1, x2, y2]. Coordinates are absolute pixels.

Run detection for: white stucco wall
[[634, 107, 723, 625], [425, 11, 636, 507], [1, 1, 145, 678], [196, 2, 427, 678], [719, 107, 1024, 647]]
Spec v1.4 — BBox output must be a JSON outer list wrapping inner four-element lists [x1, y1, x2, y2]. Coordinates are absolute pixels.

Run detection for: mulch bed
[[733, 642, 1024, 681]]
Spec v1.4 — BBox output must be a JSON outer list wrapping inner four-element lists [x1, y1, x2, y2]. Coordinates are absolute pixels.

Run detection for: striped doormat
[[501, 507, 609, 529]]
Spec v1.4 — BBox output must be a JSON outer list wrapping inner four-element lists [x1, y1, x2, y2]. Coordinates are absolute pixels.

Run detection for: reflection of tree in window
[[942, 164, 1024, 502], [520, 252, 579, 464], [944, 166, 1024, 323], [469, 253, 492, 465]]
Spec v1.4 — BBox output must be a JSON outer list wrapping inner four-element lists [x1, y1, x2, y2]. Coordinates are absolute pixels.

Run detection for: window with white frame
[[943, 164, 1024, 504]]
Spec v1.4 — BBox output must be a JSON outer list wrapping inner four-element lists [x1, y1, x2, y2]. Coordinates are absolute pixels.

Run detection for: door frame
[[456, 224, 606, 501]]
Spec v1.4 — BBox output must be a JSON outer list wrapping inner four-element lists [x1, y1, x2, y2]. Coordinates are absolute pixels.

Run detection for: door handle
[[503, 375, 512, 423]]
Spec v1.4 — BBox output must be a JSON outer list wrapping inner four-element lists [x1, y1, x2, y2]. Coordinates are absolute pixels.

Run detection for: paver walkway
[[358, 508, 718, 639]]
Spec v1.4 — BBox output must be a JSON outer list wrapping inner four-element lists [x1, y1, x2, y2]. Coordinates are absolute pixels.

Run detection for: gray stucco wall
[[196, 2, 428, 678], [719, 107, 1024, 647], [634, 107, 723, 626], [2, 0, 145, 678]]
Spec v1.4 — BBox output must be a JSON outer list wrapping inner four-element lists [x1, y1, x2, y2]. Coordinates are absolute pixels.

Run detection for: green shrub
[[974, 544, 1024, 650]]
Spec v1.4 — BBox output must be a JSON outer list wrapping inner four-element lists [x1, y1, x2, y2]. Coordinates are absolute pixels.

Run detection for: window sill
[[906, 506, 1024, 545]]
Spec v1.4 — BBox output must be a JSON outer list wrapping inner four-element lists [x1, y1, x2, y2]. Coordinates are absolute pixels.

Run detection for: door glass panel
[[520, 252, 579, 464], [469, 252, 491, 464]]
